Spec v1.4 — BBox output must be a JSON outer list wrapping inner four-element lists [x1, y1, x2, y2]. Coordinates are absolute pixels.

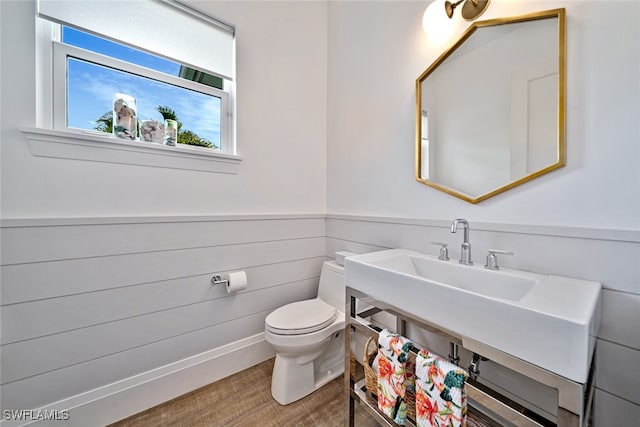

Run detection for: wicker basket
[[349, 355, 364, 382], [363, 336, 378, 398], [363, 336, 416, 420]]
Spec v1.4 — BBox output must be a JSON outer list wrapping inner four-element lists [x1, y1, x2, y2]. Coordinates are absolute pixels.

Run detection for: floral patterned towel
[[415, 349, 468, 427], [377, 329, 413, 425]]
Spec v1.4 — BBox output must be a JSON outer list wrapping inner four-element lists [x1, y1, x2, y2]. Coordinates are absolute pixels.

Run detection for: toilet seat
[[266, 299, 337, 335]]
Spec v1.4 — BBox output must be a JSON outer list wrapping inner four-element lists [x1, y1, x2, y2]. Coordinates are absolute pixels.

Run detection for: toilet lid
[[265, 299, 337, 335]]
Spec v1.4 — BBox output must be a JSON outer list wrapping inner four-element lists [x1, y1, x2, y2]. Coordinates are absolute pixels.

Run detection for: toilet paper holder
[[211, 274, 229, 286], [211, 271, 248, 293]]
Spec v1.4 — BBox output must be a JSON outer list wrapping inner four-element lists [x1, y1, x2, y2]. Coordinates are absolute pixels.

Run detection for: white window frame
[[24, 17, 241, 174], [53, 41, 231, 153]]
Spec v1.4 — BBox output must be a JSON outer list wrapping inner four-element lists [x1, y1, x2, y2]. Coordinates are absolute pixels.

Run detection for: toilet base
[[271, 354, 344, 405], [270, 332, 345, 405]]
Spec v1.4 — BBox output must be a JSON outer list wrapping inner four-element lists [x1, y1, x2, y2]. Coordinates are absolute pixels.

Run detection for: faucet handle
[[430, 242, 450, 261], [485, 249, 514, 270]]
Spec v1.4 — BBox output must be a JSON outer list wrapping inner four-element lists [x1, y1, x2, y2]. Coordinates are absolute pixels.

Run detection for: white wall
[[327, 0, 639, 229], [0, 0, 327, 217], [0, 0, 328, 424], [327, 0, 640, 425]]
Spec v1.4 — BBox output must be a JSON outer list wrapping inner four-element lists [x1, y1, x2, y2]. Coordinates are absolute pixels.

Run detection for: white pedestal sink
[[344, 248, 601, 383]]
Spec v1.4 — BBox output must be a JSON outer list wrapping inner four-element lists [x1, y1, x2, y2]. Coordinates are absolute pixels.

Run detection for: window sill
[[21, 127, 242, 174]]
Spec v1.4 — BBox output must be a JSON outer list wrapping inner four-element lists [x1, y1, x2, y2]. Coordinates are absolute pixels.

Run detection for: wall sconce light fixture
[[445, 0, 489, 20], [422, 0, 488, 42]]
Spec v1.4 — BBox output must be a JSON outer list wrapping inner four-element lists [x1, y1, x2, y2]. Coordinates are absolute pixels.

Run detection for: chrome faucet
[[450, 218, 472, 265]]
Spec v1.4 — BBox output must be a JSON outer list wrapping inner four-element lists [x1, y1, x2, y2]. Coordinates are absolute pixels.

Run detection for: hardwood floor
[[109, 358, 378, 426]]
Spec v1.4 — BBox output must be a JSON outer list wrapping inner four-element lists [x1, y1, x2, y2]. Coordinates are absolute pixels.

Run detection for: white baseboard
[[1, 334, 275, 427]]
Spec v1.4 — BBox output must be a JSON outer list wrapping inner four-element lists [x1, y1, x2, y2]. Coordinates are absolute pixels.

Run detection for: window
[[55, 27, 228, 151], [32, 0, 239, 168]]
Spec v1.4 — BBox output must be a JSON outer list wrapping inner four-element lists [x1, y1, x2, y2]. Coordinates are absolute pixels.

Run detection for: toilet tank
[[317, 261, 346, 311]]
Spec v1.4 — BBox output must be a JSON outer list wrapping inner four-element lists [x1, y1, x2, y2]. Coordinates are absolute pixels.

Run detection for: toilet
[[265, 257, 349, 405]]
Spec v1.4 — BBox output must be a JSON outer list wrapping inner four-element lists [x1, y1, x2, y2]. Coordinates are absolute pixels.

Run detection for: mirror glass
[[416, 9, 565, 203]]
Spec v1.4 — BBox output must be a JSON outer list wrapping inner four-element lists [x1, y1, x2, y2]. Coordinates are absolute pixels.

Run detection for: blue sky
[[64, 27, 221, 147]]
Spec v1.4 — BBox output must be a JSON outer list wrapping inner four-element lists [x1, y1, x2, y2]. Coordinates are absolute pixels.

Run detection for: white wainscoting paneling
[[1, 237, 324, 305], [599, 290, 640, 350], [1, 258, 323, 344], [595, 389, 640, 426], [0, 215, 324, 265], [2, 213, 637, 426], [0, 214, 326, 421], [596, 339, 640, 405]]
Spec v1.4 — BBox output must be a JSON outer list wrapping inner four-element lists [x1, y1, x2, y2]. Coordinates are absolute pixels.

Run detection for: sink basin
[[345, 249, 601, 384], [376, 254, 536, 301]]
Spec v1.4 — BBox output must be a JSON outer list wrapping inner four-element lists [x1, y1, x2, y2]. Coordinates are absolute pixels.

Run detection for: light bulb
[[422, 0, 457, 46]]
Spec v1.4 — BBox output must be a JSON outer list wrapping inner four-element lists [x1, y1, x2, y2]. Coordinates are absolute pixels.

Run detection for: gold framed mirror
[[416, 9, 566, 204]]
